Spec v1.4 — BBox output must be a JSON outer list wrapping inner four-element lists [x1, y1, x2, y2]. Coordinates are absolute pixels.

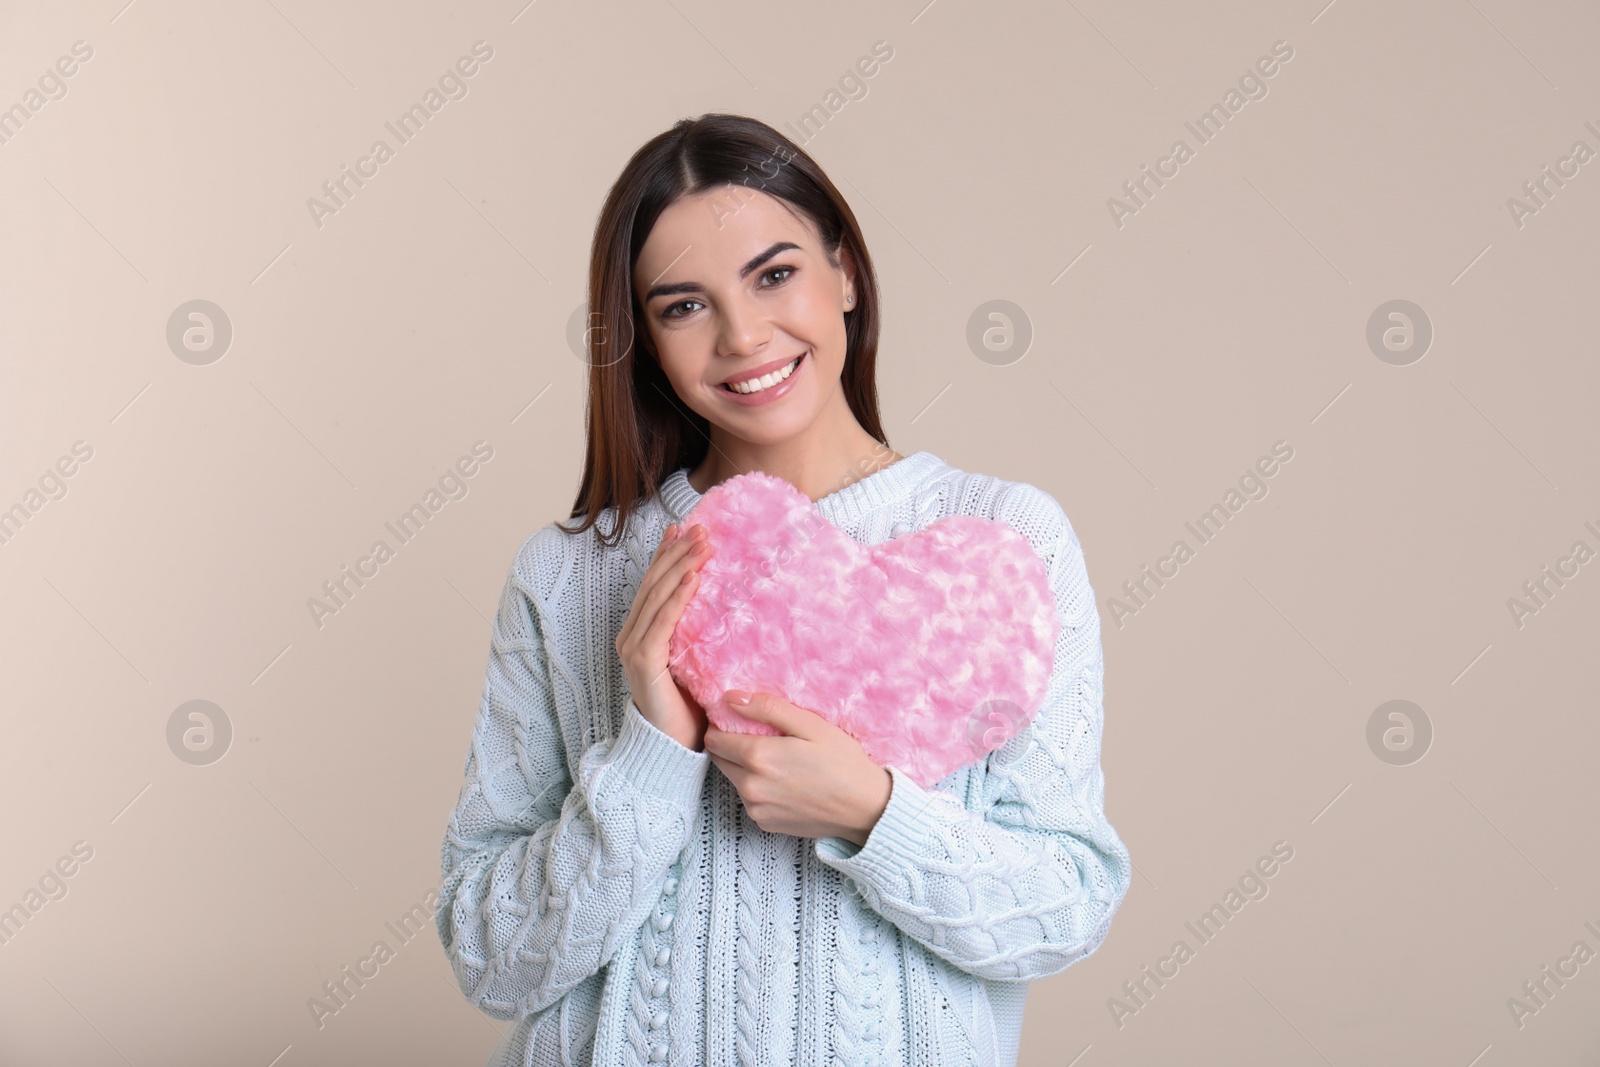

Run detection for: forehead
[[634, 187, 818, 291]]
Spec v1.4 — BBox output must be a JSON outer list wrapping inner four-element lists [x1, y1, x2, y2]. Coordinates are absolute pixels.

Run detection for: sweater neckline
[[658, 450, 944, 529]]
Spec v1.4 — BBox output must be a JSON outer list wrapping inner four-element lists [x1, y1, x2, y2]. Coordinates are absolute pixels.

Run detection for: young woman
[[436, 113, 1131, 1067]]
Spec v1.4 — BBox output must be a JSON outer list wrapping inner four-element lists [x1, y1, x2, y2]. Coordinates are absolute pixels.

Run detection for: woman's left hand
[[705, 690, 892, 846]]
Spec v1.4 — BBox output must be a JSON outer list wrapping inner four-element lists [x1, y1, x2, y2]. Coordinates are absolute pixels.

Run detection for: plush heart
[[666, 469, 1059, 788]]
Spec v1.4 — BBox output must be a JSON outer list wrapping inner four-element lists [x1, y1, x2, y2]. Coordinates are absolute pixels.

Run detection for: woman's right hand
[[616, 521, 713, 752]]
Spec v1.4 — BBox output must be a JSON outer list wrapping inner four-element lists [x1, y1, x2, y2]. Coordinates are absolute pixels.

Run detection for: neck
[[687, 385, 902, 502]]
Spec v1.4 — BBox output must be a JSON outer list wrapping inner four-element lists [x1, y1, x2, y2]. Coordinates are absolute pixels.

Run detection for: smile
[[721, 355, 802, 395]]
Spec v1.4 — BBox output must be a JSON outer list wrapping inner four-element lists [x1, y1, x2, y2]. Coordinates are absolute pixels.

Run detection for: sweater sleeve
[[436, 530, 712, 1019], [813, 484, 1132, 983]]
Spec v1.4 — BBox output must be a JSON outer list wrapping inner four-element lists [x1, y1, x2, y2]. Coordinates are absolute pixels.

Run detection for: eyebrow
[[643, 241, 802, 304]]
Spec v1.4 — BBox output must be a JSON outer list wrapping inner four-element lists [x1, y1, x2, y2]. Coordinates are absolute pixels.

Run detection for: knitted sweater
[[435, 450, 1132, 1067]]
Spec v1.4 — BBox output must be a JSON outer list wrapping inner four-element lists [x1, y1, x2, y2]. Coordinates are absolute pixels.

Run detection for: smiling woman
[[565, 113, 894, 548], [435, 113, 1132, 1067]]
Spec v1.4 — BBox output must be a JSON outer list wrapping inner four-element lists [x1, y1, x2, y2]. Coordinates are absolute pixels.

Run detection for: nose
[[715, 289, 771, 360]]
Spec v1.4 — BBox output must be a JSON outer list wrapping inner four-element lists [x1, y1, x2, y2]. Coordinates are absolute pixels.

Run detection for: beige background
[[2, 0, 1597, 1063]]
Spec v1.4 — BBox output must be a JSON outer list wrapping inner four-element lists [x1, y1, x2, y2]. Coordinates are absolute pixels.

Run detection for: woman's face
[[633, 186, 856, 447]]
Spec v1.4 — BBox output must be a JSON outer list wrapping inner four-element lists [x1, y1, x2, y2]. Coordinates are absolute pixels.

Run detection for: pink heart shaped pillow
[[666, 469, 1059, 788]]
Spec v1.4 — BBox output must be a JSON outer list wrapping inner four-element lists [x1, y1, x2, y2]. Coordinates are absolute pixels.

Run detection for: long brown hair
[[559, 113, 888, 547]]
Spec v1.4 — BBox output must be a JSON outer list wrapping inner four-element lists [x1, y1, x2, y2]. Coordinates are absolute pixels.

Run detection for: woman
[[436, 113, 1131, 1067]]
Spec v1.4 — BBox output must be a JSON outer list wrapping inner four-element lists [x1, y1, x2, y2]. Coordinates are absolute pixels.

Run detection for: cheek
[[650, 328, 699, 382], [787, 284, 847, 349], [651, 331, 729, 412], [799, 281, 839, 319]]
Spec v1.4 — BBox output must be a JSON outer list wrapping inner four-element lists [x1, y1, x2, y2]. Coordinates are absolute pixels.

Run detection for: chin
[[729, 416, 813, 446], [720, 396, 819, 438]]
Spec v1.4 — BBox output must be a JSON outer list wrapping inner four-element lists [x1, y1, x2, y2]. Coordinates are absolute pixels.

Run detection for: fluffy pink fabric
[[667, 470, 1059, 788]]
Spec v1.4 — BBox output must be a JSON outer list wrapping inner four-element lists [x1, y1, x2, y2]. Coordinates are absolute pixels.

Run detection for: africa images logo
[[963, 697, 1029, 760]]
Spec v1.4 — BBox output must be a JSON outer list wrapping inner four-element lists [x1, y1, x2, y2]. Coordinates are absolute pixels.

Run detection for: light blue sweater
[[436, 450, 1131, 1066]]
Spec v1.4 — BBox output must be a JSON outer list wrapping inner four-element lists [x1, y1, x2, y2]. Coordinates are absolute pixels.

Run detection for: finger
[[630, 543, 707, 652], [737, 692, 811, 739], [703, 727, 754, 768], [654, 522, 700, 559], [619, 527, 700, 645], [647, 526, 704, 590], [641, 574, 699, 692], [628, 538, 710, 651], [710, 754, 748, 792], [641, 563, 704, 658], [653, 523, 679, 558]]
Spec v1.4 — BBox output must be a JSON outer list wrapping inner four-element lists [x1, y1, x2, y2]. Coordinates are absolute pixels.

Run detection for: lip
[[717, 352, 806, 406], [719, 353, 805, 386]]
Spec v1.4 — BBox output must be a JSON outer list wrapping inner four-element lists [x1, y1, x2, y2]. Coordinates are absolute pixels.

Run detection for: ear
[[834, 242, 858, 310]]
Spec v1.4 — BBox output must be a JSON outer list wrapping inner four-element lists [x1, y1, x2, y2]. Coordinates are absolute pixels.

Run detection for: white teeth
[[727, 356, 799, 394]]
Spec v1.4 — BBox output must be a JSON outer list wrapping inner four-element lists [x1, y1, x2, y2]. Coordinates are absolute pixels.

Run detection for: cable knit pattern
[[830, 884, 901, 1066], [436, 451, 1131, 1067], [733, 810, 763, 1066], [622, 856, 680, 1065], [734, 806, 798, 1065]]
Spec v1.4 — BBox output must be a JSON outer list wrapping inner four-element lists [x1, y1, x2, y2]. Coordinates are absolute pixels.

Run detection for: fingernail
[[724, 690, 750, 707]]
